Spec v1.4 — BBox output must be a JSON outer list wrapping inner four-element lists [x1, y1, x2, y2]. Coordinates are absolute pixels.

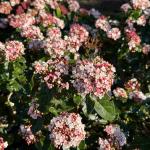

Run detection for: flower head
[[5, 40, 24, 61], [69, 24, 89, 43], [95, 16, 111, 32], [0, 2, 12, 14], [0, 137, 8, 150], [131, 0, 150, 10], [113, 87, 128, 99], [125, 78, 140, 91], [129, 90, 146, 102], [67, 0, 80, 12], [72, 57, 115, 98], [48, 112, 86, 149], [20, 125, 36, 145], [107, 28, 121, 41]]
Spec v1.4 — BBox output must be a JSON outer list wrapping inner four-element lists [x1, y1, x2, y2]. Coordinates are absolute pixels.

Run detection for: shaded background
[[79, 0, 129, 14]]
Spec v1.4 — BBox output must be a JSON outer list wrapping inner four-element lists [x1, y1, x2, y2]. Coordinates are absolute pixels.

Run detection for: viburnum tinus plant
[[0, 0, 150, 149]]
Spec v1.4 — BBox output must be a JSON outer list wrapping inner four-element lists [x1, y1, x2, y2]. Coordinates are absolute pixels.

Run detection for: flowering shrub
[[0, 0, 150, 149]]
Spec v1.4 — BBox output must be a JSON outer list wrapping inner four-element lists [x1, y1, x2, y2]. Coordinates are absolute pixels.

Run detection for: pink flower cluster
[[48, 112, 86, 149], [125, 78, 146, 102], [72, 57, 116, 98], [129, 90, 146, 102], [98, 125, 126, 150], [67, 0, 80, 12], [43, 38, 66, 58], [9, 13, 36, 29], [20, 125, 36, 145], [125, 29, 141, 52], [0, 2, 12, 15], [69, 24, 89, 43], [21, 25, 44, 40], [121, 3, 132, 13], [64, 35, 81, 53], [34, 58, 69, 89], [5, 40, 25, 61], [31, 0, 46, 10], [0, 137, 8, 150], [95, 16, 111, 32], [98, 138, 111, 150], [113, 87, 128, 99], [10, 0, 20, 7], [96, 16, 121, 40], [28, 100, 42, 119], [44, 24, 88, 57], [107, 28, 121, 41], [131, 0, 150, 10], [47, 27, 62, 40], [48, 0, 59, 10], [125, 78, 141, 91], [38, 11, 64, 29], [136, 15, 147, 26]]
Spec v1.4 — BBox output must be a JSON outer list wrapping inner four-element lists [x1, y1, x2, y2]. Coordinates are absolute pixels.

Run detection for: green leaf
[[94, 98, 116, 121], [73, 94, 83, 105], [82, 98, 95, 116], [130, 10, 142, 20], [56, 7, 62, 18], [77, 140, 86, 150], [49, 107, 58, 116]]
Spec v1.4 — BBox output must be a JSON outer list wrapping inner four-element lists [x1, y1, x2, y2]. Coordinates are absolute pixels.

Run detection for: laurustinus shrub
[[0, 0, 150, 149]]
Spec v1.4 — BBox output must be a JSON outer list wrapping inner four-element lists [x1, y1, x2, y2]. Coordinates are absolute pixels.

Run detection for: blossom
[[21, 26, 44, 39], [37, 11, 55, 27], [121, 3, 132, 12], [47, 27, 62, 40], [20, 125, 36, 145], [28, 100, 42, 119], [43, 38, 66, 58], [98, 138, 111, 150], [0, 137, 8, 150], [136, 15, 147, 26], [125, 29, 141, 51], [34, 61, 48, 74], [34, 58, 69, 89], [5, 40, 25, 61], [67, 0, 80, 12], [53, 16, 65, 29], [31, 0, 46, 10], [72, 57, 116, 98], [64, 35, 81, 53], [104, 124, 116, 135], [9, 13, 35, 29], [0, 2, 12, 14], [48, 112, 86, 149], [104, 124, 127, 147], [69, 24, 89, 43], [95, 16, 111, 32], [59, 4, 69, 15], [107, 28, 121, 40], [47, 0, 59, 9], [142, 44, 150, 55], [38, 11, 65, 29], [129, 90, 146, 102], [131, 0, 150, 10], [113, 87, 128, 99], [125, 78, 141, 91], [10, 0, 20, 6]]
